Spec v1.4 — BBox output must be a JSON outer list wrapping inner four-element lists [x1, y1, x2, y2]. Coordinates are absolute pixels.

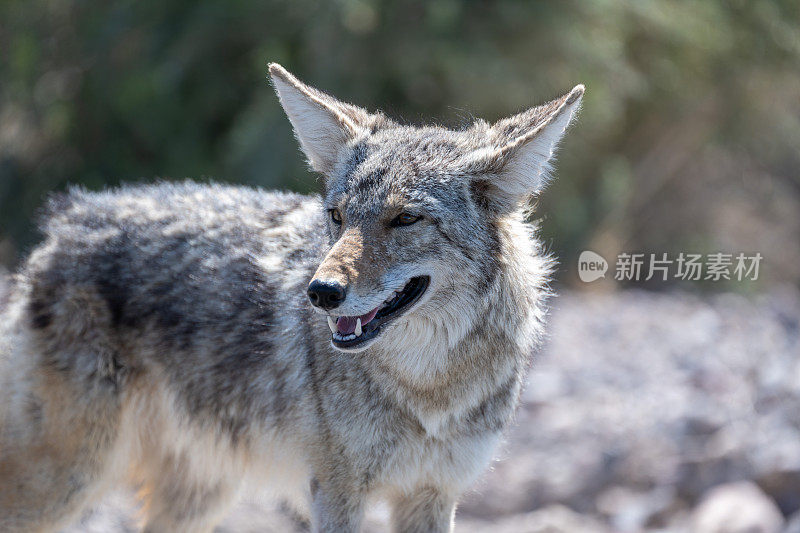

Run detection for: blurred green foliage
[[1, 0, 799, 288]]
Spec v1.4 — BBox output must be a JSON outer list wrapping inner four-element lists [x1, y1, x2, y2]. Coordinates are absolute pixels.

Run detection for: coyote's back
[[0, 64, 583, 532]]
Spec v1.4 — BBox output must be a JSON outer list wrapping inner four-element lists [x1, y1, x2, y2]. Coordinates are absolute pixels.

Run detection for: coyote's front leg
[[309, 475, 365, 533], [138, 452, 242, 533], [391, 486, 456, 533]]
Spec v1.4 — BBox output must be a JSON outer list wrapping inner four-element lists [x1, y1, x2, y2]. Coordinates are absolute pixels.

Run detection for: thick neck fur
[[355, 210, 551, 434]]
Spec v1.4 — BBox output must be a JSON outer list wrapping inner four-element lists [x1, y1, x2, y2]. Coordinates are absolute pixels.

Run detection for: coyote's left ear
[[269, 63, 378, 175], [468, 84, 584, 212]]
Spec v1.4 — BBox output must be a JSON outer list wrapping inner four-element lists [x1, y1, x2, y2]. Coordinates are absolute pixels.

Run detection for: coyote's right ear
[[269, 63, 375, 175]]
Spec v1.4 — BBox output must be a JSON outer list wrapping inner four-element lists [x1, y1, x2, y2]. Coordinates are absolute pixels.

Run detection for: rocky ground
[[456, 287, 800, 533], [36, 286, 800, 532]]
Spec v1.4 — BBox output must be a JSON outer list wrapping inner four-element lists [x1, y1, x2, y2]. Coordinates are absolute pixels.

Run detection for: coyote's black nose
[[307, 280, 346, 310]]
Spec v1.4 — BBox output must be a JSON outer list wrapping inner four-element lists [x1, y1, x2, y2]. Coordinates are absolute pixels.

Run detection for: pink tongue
[[336, 307, 379, 335]]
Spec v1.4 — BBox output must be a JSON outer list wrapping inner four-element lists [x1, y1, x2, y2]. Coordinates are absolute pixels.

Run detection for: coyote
[[0, 64, 583, 532]]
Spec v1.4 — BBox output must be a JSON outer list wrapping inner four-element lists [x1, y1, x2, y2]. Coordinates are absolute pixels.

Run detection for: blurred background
[[2, 1, 800, 532]]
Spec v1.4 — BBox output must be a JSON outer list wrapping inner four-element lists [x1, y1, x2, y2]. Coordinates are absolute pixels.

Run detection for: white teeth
[[355, 318, 362, 336], [327, 316, 337, 334]]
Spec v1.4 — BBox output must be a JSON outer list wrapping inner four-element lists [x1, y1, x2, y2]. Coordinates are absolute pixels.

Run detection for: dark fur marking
[[283, 248, 306, 266], [468, 179, 496, 212], [480, 220, 502, 290], [464, 373, 517, 435], [93, 234, 138, 329], [25, 393, 43, 431], [352, 167, 388, 195], [28, 297, 53, 329], [169, 260, 278, 444], [339, 142, 369, 185]]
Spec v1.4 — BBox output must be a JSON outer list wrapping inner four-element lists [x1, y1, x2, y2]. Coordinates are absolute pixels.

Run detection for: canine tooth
[[355, 318, 362, 336], [327, 316, 337, 334]]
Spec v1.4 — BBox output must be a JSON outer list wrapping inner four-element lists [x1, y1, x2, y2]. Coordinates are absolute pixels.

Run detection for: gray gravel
[[458, 287, 800, 532], [51, 287, 800, 532]]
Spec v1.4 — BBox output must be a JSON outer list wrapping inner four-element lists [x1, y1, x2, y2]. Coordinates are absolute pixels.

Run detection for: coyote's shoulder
[[28, 181, 324, 346], [0, 65, 582, 532]]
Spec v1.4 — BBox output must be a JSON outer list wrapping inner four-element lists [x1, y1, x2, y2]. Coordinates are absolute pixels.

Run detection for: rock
[[595, 486, 678, 532], [690, 482, 784, 533], [783, 509, 800, 533], [756, 469, 800, 517], [457, 504, 610, 533]]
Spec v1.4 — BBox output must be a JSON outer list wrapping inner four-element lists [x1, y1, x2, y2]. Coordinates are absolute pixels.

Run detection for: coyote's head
[[269, 64, 582, 355]]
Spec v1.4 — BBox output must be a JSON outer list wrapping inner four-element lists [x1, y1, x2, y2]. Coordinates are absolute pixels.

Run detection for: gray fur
[[0, 65, 583, 532]]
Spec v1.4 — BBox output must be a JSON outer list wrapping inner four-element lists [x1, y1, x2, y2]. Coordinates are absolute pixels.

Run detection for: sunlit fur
[[0, 64, 582, 532]]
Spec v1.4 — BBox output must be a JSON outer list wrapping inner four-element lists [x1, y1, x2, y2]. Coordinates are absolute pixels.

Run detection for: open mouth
[[325, 276, 430, 350]]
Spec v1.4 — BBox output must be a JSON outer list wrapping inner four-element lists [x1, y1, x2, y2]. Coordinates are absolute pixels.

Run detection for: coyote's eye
[[391, 213, 422, 227], [329, 209, 342, 225]]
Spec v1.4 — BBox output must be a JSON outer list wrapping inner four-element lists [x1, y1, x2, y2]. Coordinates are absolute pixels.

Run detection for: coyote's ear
[[468, 84, 584, 212], [269, 63, 373, 175]]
